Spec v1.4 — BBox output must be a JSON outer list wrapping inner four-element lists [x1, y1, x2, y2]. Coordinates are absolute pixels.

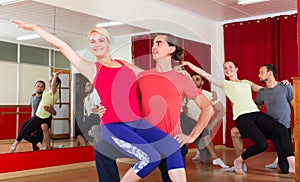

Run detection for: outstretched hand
[[53, 70, 64, 77], [11, 20, 36, 30]]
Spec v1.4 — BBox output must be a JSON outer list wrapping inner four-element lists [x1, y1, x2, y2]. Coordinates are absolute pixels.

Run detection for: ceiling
[[0, 0, 149, 50], [157, 0, 297, 21], [0, 0, 297, 50]]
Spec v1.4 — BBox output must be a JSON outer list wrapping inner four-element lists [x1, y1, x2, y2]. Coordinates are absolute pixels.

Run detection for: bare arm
[[44, 105, 57, 116], [181, 61, 224, 88], [251, 83, 263, 92], [175, 94, 214, 146], [206, 101, 226, 131], [118, 60, 144, 76], [12, 20, 96, 82]]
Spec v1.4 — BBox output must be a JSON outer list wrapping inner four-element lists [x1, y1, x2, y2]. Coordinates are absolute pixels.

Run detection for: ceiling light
[[16, 34, 40, 41], [0, 0, 25, 6], [237, 0, 269, 5], [96, 21, 123, 28]]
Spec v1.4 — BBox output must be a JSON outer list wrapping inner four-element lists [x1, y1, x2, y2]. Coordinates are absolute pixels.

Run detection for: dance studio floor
[[0, 143, 295, 182]]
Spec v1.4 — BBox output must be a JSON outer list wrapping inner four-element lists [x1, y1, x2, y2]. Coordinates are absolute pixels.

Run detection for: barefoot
[[234, 156, 244, 175], [37, 142, 47, 150], [9, 141, 19, 153]]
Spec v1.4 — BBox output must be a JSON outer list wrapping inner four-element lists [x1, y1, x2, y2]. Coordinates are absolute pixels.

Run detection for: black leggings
[[19, 116, 52, 146], [235, 112, 294, 160]]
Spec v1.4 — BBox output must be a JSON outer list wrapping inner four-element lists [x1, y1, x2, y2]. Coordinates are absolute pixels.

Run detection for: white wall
[[35, 0, 221, 62]]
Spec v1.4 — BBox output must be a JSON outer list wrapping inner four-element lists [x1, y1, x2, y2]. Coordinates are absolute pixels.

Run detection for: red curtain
[[223, 14, 298, 148]]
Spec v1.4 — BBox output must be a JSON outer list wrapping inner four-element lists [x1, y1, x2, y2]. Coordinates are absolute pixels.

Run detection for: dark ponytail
[[56, 76, 62, 108]]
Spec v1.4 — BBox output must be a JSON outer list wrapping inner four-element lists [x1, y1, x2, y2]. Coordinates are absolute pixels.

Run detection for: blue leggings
[[100, 119, 183, 178]]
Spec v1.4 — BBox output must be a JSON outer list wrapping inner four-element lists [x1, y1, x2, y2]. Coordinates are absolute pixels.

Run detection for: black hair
[[191, 72, 203, 79], [263, 64, 277, 77], [224, 60, 238, 68], [153, 32, 184, 62], [56, 76, 62, 108], [35, 80, 46, 88]]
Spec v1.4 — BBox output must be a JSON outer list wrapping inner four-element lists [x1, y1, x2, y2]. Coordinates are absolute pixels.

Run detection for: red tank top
[[93, 60, 142, 124]]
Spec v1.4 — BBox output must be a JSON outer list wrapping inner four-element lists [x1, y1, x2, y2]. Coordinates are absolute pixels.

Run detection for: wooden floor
[[0, 138, 79, 154], [0, 146, 295, 182]]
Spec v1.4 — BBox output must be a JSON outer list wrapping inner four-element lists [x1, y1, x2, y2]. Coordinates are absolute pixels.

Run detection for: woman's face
[[223, 61, 237, 77], [89, 32, 110, 57]]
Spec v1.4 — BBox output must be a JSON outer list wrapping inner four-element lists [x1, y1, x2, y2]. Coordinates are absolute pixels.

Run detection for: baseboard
[[0, 161, 95, 180]]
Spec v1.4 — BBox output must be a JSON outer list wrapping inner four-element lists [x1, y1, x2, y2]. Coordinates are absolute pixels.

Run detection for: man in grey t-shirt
[[255, 64, 294, 173], [29, 80, 45, 150]]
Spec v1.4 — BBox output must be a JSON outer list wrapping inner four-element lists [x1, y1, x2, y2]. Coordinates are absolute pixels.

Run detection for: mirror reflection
[[0, 0, 148, 154]]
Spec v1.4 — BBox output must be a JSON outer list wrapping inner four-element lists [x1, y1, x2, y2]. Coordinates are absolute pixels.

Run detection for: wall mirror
[[0, 0, 149, 155]]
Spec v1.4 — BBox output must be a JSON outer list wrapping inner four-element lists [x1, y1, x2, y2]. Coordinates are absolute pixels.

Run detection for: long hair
[[56, 76, 62, 108]]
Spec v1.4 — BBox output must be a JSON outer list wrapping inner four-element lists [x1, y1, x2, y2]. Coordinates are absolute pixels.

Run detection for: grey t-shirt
[[255, 82, 293, 128], [30, 95, 42, 116]]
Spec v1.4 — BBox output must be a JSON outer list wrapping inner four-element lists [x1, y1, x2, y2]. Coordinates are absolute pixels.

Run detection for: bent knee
[[231, 127, 241, 137], [257, 140, 268, 152], [41, 123, 49, 131]]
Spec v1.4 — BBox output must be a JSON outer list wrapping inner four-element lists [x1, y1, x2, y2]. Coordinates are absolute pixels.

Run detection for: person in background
[[75, 81, 101, 147], [230, 64, 294, 174], [180, 73, 228, 168]]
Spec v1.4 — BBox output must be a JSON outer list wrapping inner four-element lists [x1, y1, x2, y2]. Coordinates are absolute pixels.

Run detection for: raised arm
[[11, 20, 96, 82], [181, 61, 224, 88]]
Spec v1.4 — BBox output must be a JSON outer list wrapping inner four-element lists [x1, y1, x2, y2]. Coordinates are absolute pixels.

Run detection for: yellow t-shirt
[[35, 90, 59, 119], [223, 80, 259, 120]]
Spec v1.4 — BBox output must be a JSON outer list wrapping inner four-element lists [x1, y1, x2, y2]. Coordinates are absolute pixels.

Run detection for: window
[[20, 45, 49, 66], [0, 41, 17, 62]]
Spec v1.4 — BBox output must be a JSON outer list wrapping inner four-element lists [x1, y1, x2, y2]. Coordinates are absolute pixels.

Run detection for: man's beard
[[36, 91, 43, 94], [260, 77, 268, 83]]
